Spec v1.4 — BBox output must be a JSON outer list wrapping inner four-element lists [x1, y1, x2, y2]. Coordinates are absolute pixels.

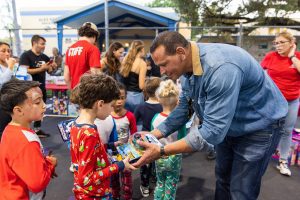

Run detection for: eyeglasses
[[272, 41, 290, 46]]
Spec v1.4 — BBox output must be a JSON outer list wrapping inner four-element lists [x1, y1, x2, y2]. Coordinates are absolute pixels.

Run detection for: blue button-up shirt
[[157, 43, 288, 149]]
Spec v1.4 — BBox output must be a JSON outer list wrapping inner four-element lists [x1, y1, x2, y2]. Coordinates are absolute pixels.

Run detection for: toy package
[[57, 118, 75, 144], [112, 132, 162, 163]]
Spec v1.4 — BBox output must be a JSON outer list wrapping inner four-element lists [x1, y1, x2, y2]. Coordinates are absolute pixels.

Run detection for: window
[[258, 43, 268, 49]]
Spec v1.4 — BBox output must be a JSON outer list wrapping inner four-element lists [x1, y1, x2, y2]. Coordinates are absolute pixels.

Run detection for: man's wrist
[[160, 145, 166, 157], [152, 129, 164, 139]]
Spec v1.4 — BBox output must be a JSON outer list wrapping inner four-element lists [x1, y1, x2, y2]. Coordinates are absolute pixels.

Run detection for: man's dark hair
[[0, 79, 40, 114], [71, 74, 120, 109], [78, 23, 99, 39], [31, 35, 46, 46], [150, 31, 189, 55]]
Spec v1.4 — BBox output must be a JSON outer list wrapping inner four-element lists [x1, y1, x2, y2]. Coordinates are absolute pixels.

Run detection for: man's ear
[[176, 47, 186, 60]]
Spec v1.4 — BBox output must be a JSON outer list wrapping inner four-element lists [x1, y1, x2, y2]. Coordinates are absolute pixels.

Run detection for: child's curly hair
[[70, 74, 120, 109], [155, 79, 179, 108]]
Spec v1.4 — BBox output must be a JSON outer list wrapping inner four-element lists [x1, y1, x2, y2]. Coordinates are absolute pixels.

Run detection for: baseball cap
[[82, 22, 98, 32]]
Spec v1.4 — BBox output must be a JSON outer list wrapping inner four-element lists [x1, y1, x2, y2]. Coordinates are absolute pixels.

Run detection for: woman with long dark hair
[[101, 42, 124, 81]]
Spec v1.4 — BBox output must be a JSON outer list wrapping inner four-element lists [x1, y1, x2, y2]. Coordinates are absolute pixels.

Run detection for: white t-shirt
[[94, 115, 115, 144]]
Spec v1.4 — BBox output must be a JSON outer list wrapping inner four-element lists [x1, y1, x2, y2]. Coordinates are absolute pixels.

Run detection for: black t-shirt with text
[[19, 50, 50, 88]]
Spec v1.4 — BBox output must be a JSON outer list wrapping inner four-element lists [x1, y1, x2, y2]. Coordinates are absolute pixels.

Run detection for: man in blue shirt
[[133, 31, 288, 199]]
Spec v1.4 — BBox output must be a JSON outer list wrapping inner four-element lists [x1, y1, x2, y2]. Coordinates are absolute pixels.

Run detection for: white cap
[[82, 22, 98, 32]]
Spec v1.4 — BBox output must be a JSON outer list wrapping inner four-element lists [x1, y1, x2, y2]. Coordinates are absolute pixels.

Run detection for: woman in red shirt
[[261, 31, 300, 177]]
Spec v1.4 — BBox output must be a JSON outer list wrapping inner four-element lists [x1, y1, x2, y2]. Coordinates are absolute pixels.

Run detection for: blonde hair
[[275, 31, 296, 43], [120, 40, 144, 77], [156, 80, 179, 108]]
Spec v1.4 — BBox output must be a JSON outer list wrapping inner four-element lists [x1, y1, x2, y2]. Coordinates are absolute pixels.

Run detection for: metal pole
[[12, 0, 22, 56], [105, 0, 109, 52], [237, 22, 243, 47], [8, 29, 13, 48]]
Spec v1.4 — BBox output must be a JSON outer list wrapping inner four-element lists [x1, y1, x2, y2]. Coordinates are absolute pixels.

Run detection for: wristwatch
[[289, 55, 296, 61], [160, 145, 166, 157]]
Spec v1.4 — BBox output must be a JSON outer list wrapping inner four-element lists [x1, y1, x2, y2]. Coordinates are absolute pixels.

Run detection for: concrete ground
[[41, 116, 300, 200]]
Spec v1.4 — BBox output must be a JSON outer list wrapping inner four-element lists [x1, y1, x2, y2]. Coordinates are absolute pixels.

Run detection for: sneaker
[[69, 163, 75, 173], [140, 185, 150, 197], [207, 149, 216, 160], [276, 160, 291, 176], [35, 129, 50, 138]]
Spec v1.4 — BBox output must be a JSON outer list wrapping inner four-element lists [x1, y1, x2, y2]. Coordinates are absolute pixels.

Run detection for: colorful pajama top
[[70, 122, 124, 199]]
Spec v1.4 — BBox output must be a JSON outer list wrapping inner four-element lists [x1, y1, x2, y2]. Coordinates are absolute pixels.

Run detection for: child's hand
[[46, 155, 57, 167], [122, 156, 137, 171], [114, 141, 123, 146]]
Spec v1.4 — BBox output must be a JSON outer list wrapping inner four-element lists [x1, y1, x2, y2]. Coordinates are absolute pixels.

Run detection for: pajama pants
[[111, 170, 132, 200], [154, 154, 182, 200]]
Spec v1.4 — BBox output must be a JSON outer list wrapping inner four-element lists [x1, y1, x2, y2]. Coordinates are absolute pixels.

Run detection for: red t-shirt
[[65, 40, 101, 89], [0, 125, 55, 200], [70, 123, 124, 199], [261, 51, 300, 101]]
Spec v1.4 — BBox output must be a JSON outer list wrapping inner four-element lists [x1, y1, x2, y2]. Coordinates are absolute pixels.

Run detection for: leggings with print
[[154, 154, 182, 200]]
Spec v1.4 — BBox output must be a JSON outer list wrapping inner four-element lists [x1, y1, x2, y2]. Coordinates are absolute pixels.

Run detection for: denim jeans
[[278, 99, 299, 161], [125, 91, 144, 113], [215, 118, 285, 200]]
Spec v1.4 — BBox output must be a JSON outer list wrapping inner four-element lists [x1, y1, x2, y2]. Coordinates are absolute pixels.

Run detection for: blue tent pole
[[57, 23, 63, 54]]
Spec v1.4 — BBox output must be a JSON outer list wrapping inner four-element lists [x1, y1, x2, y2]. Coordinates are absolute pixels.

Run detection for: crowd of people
[[0, 21, 299, 200]]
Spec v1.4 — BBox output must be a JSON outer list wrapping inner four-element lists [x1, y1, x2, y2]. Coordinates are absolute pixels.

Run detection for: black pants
[[140, 162, 156, 187], [0, 105, 11, 140], [33, 86, 47, 129]]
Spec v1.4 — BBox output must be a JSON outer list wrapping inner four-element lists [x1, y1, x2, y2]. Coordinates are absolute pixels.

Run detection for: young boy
[[69, 74, 134, 199], [134, 77, 162, 197], [0, 79, 57, 200], [111, 83, 137, 200]]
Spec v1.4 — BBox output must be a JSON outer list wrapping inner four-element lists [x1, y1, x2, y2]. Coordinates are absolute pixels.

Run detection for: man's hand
[[132, 140, 161, 168], [41, 62, 51, 71]]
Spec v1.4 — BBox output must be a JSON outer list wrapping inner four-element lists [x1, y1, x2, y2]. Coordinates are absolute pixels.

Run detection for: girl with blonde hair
[[151, 79, 186, 200], [120, 40, 147, 112]]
